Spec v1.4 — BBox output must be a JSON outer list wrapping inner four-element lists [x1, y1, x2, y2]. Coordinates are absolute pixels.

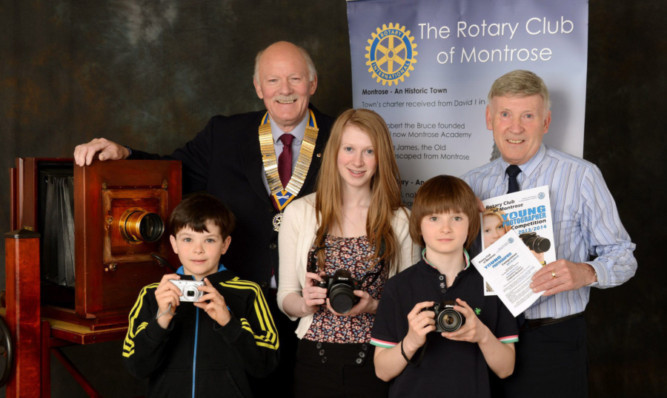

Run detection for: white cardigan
[[277, 193, 420, 338]]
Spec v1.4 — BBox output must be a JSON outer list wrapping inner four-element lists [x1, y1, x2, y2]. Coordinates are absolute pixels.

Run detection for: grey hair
[[253, 42, 317, 84], [488, 70, 550, 110]]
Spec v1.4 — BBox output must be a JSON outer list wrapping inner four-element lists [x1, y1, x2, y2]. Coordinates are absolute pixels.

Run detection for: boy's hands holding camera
[[442, 298, 516, 378], [193, 278, 232, 327], [440, 298, 490, 344], [154, 275, 232, 328], [154, 273, 182, 329], [402, 301, 437, 355]]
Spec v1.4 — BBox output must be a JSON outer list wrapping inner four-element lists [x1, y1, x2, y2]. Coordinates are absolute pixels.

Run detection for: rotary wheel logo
[[365, 23, 418, 86]]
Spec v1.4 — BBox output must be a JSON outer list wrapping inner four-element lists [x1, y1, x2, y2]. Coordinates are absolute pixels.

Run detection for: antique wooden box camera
[[10, 158, 181, 329]]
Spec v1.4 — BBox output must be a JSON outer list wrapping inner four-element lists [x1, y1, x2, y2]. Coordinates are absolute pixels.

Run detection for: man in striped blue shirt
[[462, 70, 637, 398]]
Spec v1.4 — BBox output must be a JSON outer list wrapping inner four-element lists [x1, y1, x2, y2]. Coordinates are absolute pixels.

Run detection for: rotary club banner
[[347, 0, 588, 205]]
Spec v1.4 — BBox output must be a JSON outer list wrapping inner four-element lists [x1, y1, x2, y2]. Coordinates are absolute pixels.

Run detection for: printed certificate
[[472, 229, 544, 317]]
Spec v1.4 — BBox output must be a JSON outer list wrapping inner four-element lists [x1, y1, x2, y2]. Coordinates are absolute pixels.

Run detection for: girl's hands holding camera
[[301, 272, 327, 315]]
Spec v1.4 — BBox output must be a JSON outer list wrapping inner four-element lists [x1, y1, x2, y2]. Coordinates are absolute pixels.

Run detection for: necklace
[[259, 110, 319, 230]]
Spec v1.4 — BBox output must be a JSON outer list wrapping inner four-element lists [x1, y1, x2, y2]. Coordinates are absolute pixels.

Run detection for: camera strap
[[307, 236, 386, 290], [307, 244, 327, 274], [155, 303, 175, 320], [359, 259, 384, 290], [359, 237, 386, 289]]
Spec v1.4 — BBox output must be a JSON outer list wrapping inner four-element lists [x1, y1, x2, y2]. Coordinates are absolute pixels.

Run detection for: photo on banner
[[346, 0, 588, 205]]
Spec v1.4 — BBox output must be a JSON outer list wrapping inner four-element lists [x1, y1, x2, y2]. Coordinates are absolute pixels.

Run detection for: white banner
[[347, 0, 588, 205]]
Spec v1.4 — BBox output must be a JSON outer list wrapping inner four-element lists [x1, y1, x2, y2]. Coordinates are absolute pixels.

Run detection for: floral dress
[[304, 235, 386, 343]]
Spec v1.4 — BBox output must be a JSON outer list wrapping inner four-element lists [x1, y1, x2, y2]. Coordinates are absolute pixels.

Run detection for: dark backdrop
[[0, 1, 664, 397]]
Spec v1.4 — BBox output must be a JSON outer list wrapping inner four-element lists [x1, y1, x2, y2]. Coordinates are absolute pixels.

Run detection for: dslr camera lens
[[320, 269, 361, 314], [423, 301, 466, 332]]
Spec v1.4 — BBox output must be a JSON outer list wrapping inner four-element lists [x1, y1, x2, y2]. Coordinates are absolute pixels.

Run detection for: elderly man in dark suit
[[74, 40, 334, 395]]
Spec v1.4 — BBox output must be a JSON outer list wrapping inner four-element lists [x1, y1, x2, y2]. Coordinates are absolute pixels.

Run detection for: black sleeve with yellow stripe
[[212, 274, 280, 378], [121, 272, 279, 384], [121, 283, 173, 379]]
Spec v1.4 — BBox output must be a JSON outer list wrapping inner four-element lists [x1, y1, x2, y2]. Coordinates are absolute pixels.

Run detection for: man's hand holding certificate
[[472, 186, 556, 316], [472, 229, 544, 316]]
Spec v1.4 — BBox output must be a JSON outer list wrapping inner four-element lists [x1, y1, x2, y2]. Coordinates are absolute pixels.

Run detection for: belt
[[522, 312, 583, 331]]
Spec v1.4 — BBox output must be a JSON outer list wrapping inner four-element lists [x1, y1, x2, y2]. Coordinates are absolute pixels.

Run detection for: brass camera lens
[[120, 209, 164, 243]]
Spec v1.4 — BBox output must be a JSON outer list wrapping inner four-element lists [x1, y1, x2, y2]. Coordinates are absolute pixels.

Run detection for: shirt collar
[[270, 112, 308, 145], [176, 263, 227, 276], [421, 248, 471, 270], [498, 144, 546, 183]]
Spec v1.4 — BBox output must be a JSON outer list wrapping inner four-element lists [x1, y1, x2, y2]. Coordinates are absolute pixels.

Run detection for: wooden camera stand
[[3, 158, 181, 396]]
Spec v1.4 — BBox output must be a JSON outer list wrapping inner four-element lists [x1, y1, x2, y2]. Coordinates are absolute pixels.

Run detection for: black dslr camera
[[519, 232, 551, 254], [424, 301, 466, 332], [316, 269, 362, 314]]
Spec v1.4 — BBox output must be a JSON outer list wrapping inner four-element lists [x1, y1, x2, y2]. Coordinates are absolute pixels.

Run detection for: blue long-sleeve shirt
[[462, 145, 637, 319]]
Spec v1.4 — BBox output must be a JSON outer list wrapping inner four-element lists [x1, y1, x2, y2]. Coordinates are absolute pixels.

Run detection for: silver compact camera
[[170, 280, 204, 302]]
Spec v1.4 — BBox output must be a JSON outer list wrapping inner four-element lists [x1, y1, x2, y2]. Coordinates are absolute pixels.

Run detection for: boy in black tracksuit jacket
[[122, 193, 279, 397]]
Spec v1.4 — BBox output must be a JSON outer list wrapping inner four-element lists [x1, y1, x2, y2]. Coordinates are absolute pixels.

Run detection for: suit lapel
[[242, 113, 273, 206], [300, 108, 328, 197], [300, 131, 325, 197]]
